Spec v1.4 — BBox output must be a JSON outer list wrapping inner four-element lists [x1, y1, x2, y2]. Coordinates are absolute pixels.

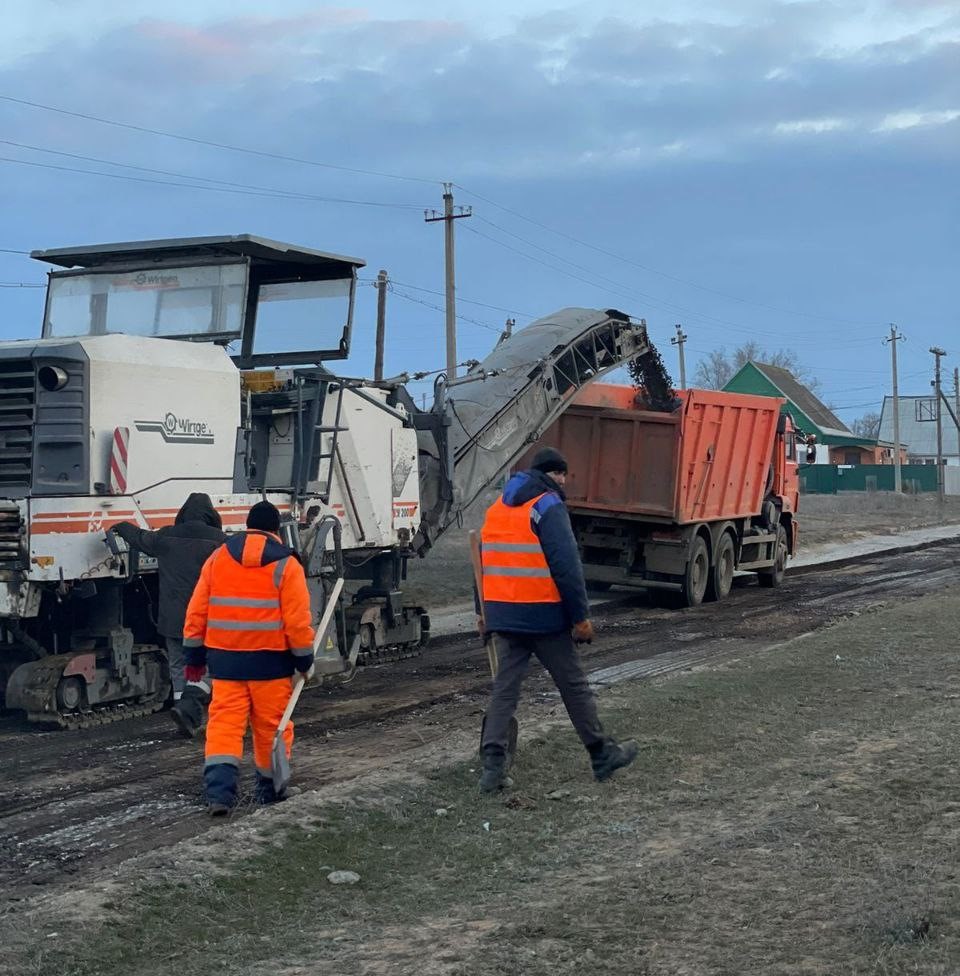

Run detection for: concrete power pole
[[931, 346, 946, 502], [374, 270, 388, 382], [884, 325, 905, 493], [671, 323, 688, 389], [955, 367, 960, 459], [425, 183, 472, 380]]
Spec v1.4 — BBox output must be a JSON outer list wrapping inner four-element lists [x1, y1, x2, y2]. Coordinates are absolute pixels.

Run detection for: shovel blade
[[271, 734, 291, 795]]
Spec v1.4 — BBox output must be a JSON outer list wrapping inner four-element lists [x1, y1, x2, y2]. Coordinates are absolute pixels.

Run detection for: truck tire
[[680, 536, 710, 607], [758, 524, 788, 588], [705, 532, 735, 602]]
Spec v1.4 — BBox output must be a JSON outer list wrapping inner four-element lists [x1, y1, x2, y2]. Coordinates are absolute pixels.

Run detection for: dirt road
[[2, 537, 959, 913]]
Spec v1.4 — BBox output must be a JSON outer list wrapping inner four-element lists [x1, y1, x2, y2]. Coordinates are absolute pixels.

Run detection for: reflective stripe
[[273, 557, 289, 588], [482, 542, 543, 553], [208, 619, 284, 631], [183, 637, 203, 647], [204, 754, 240, 768], [483, 566, 553, 578], [210, 596, 280, 609], [290, 645, 313, 657]]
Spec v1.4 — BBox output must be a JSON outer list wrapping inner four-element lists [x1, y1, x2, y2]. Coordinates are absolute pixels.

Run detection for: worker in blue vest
[[477, 447, 638, 792]]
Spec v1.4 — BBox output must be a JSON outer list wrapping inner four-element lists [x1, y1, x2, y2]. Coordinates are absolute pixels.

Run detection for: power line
[[455, 182, 876, 329], [463, 221, 878, 344], [0, 248, 29, 255], [0, 282, 44, 288], [0, 139, 427, 209], [0, 154, 425, 210], [361, 276, 536, 319], [0, 93, 438, 186], [388, 287, 503, 334]]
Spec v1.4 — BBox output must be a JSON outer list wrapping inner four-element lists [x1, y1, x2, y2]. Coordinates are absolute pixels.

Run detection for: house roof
[[747, 362, 850, 435], [878, 395, 960, 457]]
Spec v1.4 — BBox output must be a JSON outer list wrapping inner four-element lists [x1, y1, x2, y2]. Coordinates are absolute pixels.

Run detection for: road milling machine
[[0, 235, 657, 727]]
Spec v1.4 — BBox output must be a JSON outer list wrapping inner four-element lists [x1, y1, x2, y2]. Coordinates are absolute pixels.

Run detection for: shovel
[[271, 576, 345, 794], [469, 531, 519, 764]]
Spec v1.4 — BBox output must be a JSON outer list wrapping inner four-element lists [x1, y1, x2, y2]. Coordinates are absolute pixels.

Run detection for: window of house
[[915, 399, 937, 422]]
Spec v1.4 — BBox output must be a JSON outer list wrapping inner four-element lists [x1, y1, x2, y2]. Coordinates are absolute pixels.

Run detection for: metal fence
[[799, 464, 940, 494]]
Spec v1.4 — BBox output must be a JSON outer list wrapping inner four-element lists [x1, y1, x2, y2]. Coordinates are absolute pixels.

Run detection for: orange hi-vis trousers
[[205, 677, 294, 778]]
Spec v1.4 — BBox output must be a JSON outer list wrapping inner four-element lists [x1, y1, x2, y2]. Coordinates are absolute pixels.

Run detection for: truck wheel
[[681, 536, 710, 607], [706, 532, 735, 602], [758, 524, 788, 588]]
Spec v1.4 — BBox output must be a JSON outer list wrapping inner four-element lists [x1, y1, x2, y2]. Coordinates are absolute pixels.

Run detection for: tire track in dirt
[[2, 540, 959, 906]]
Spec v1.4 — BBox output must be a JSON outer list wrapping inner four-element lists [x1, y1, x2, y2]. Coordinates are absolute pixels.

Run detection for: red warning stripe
[[109, 427, 130, 495]]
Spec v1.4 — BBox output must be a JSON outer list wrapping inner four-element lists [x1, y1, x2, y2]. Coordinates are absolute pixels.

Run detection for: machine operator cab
[[31, 236, 369, 507], [34, 234, 366, 368]]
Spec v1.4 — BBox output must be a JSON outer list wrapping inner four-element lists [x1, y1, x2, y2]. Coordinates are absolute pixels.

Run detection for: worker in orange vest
[[183, 501, 315, 815], [478, 447, 638, 792]]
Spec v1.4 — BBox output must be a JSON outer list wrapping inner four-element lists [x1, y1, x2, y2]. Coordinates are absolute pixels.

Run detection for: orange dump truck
[[527, 384, 799, 606]]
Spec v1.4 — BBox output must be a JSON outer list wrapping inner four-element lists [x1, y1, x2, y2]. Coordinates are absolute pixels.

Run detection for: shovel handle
[[275, 576, 346, 740], [469, 531, 501, 679], [275, 672, 305, 740]]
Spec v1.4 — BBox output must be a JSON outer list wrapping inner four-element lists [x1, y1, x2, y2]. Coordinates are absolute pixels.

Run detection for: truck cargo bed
[[533, 384, 785, 524]]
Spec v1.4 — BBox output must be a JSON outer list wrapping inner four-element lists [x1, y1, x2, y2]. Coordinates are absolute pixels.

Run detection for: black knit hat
[[531, 447, 568, 475], [247, 500, 281, 533]]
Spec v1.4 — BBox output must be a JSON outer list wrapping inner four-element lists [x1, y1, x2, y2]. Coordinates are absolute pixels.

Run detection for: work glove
[[295, 660, 316, 683], [572, 619, 594, 645], [184, 664, 206, 684]]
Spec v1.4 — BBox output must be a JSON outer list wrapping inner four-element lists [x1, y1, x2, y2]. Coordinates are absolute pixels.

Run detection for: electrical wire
[[0, 139, 428, 209], [455, 182, 878, 329], [0, 154, 425, 210], [359, 276, 536, 319], [388, 286, 503, 334], [0, 93, 439, 185]]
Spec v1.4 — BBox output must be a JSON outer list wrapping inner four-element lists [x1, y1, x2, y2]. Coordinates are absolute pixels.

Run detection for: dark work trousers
[[165, 636, 186, 698], [481, 631, 605, 752]]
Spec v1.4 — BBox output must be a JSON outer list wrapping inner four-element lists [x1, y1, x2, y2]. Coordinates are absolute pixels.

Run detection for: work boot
[[589, 738, 639, 783], [170, 684, 208, 739], [478, 745, 508, 794], [203, 761, 238, 816], [254, 771, 301, 805]]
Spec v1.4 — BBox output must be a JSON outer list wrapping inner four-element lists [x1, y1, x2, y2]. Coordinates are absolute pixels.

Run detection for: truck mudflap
[[5, 646, 170, 729]]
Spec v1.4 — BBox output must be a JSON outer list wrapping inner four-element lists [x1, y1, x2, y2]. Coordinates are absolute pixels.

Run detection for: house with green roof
[[723, 361, 896, 465]]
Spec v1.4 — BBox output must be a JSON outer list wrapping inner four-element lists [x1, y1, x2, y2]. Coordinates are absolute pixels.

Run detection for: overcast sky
[[1, 0, 957, 418]]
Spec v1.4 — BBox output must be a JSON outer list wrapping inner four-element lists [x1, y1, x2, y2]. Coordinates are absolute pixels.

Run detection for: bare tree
[[850, 411, 881, 440], [693, 343, 822, 394]]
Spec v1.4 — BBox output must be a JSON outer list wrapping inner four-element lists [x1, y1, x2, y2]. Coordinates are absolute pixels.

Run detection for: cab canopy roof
[[32, 234, 366, 283]]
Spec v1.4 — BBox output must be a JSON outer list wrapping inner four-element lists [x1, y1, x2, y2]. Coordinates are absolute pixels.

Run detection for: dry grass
[[6, 586, 960, 976]]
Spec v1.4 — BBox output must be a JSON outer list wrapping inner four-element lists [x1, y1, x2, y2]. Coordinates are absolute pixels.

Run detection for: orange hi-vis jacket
[[183, 530, 315, 681], [481, 494, 563, 606]]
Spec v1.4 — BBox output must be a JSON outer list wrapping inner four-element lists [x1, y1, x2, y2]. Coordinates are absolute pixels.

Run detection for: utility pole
[[671, 323, 688, 389], [425, 183, 472, 380], [931, 346, 946, 502], [955, 367, 960, 461], [374, 270, 388, 382], [884, 325, 905, 493]]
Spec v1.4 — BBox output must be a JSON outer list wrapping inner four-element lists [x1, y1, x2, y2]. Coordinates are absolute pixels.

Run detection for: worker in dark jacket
[[111, 493, 224, 738], [477, 447, 638, 792], [183, 501, 315, 815]]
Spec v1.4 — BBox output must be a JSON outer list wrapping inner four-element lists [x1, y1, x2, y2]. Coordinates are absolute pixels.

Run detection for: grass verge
[[8, 586, 960, 976]]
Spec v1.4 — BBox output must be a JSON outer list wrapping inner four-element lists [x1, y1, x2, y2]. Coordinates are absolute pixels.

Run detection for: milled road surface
[[2, 538, 959, 909]]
